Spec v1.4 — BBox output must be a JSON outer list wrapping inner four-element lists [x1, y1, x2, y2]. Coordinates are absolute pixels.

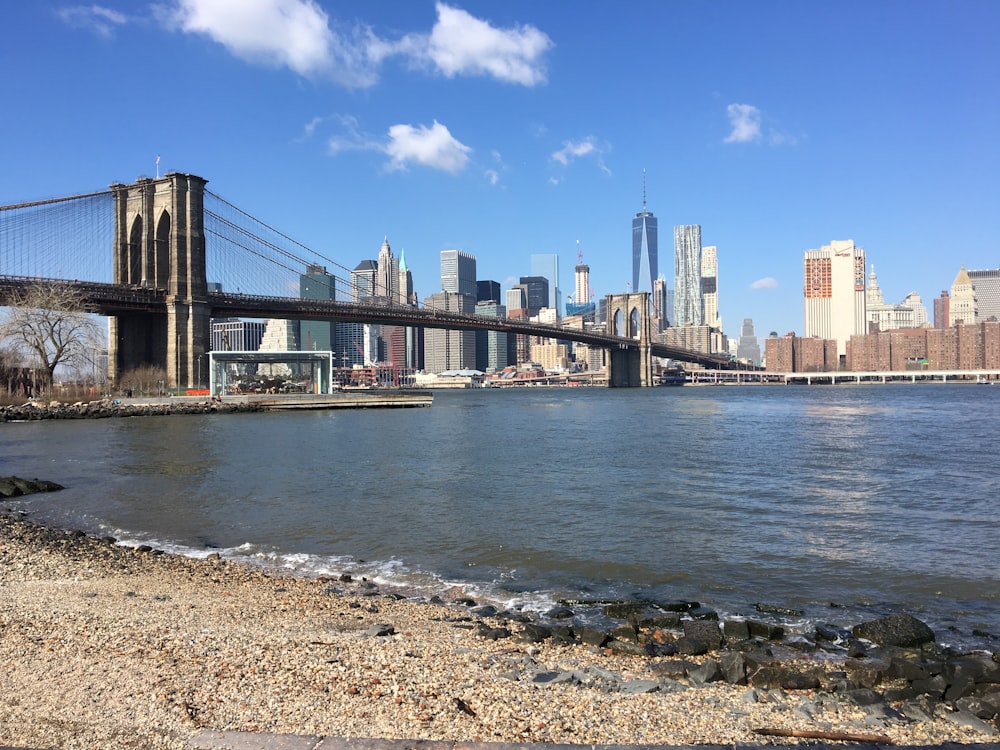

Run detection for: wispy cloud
[[161, 0, 551, 89], [724, 103, 798, 146], [55, 5, 127, 38], [550, 137, 611, 176], [724, 103, 762, 144], [750, 277, 779, 290]]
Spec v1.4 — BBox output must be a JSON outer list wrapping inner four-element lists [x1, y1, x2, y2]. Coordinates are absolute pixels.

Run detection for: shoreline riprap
[[1, 511, 998, 750]]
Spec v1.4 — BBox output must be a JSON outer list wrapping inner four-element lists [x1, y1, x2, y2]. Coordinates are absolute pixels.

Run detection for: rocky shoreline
[[0, 397, 263, 422], [2, 507, 999, 749]]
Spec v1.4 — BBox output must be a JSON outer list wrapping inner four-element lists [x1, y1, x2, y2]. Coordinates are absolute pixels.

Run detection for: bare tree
[[0, 281, 103, 392]]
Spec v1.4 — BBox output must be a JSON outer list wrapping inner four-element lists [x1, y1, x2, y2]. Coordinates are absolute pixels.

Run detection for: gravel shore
[[1, 512, 997, 750]]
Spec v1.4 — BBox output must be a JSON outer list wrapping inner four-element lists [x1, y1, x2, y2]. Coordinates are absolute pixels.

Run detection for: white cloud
[[162, 0, 551, 89], [750, 277, 779, 290], [421, 2, 552, 86], [56, 5, 127, 38], [384, 121, 471, 174], [724, 103, 762, 144], [168, 0, 377, 87], [485, 169, 500, 185]]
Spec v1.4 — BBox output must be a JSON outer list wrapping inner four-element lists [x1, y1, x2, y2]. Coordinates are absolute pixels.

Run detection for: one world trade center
[[631, 172, 658, 293]]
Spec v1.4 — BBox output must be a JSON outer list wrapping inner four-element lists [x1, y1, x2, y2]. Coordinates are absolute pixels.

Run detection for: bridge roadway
[[0, 276, 736, 369]]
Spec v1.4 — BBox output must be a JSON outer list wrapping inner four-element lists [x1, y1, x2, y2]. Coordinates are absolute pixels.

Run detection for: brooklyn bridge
[[0, 172, 735, 388]]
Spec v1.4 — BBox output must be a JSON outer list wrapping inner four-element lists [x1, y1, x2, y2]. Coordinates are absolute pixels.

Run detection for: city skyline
[[3, 2, 998, 341]]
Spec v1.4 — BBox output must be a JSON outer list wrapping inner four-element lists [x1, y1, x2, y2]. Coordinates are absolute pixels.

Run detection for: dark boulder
[[852, 612, 935, 647]]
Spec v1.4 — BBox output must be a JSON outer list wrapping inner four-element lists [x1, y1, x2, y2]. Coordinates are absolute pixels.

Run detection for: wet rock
[[723, 620, 750, 642], [853, 612, 936, 647], [755, 603, 804, 617], [746, 619, 784, 640], [816, 622, 851, 642], [545, 605, 574, 619], [688, 606, 718, 620]]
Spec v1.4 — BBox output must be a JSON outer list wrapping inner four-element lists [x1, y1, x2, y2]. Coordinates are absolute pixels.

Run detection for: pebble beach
[[1, 512, 998, 750]]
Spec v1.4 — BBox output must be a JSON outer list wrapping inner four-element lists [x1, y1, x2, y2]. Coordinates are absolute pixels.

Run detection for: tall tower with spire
[[631, 170, 658, 293]]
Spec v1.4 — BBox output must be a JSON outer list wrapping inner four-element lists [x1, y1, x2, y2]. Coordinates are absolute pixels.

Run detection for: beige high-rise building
[[804, 239, 867, 359], [949, 266, 977, 327]]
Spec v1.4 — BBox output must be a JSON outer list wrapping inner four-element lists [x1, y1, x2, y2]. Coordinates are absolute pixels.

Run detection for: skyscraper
[[803, 239, 866, 357], [949, 266, 976, 327], [530, 253, 560, 313], [299, 264, 335, 351], [701, 245, 719, 328], [518, 276, 549, 317], [674, 224, 703, 326], [631, 173, 658, 293], [968, 268, 1000, 322], [375, 237, 398, 301], [440, 249, 477, 296], [736, 318, 761, 364]]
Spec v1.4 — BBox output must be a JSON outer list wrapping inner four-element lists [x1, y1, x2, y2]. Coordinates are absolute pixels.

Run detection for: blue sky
[[2, 1, 998, 339]]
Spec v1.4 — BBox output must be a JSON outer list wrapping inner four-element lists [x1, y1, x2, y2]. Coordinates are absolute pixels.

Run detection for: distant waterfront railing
[[688, 368, 1000, 385]]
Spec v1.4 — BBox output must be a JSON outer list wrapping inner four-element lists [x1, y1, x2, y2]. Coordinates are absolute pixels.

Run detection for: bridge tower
[[108, 173, 210, 390], [605, 292, 653, 387]]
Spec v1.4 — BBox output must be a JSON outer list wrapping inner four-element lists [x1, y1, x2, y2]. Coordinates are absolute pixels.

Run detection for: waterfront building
[[632, 173, 658, 293], [765, 334, 838, 372], [968, 268, 1000, 322], [803, 239, 866, 359], [423, 292, 476, 373], [934, 291, 950, 329], [948, 266, 977, 327], [211, 319, 265, 353], [475, 300, 508, 372], [531, 254, 560, 314], [736, 318, 761, 364], [299, 264, 336, 352], [441, 249, 477, 297], [674, 225, 703, 327], [846, 322, 1000, 371], [701, 246, 719, 329], [530, 342, 569, 372]]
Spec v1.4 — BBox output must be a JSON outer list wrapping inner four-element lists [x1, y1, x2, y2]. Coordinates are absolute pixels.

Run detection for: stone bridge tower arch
[[108, 173, 210, 390], [605, 291, 653, 387]]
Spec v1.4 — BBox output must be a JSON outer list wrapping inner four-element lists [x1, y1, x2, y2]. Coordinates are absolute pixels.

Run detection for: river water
[[3, 384, 998, 651]]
